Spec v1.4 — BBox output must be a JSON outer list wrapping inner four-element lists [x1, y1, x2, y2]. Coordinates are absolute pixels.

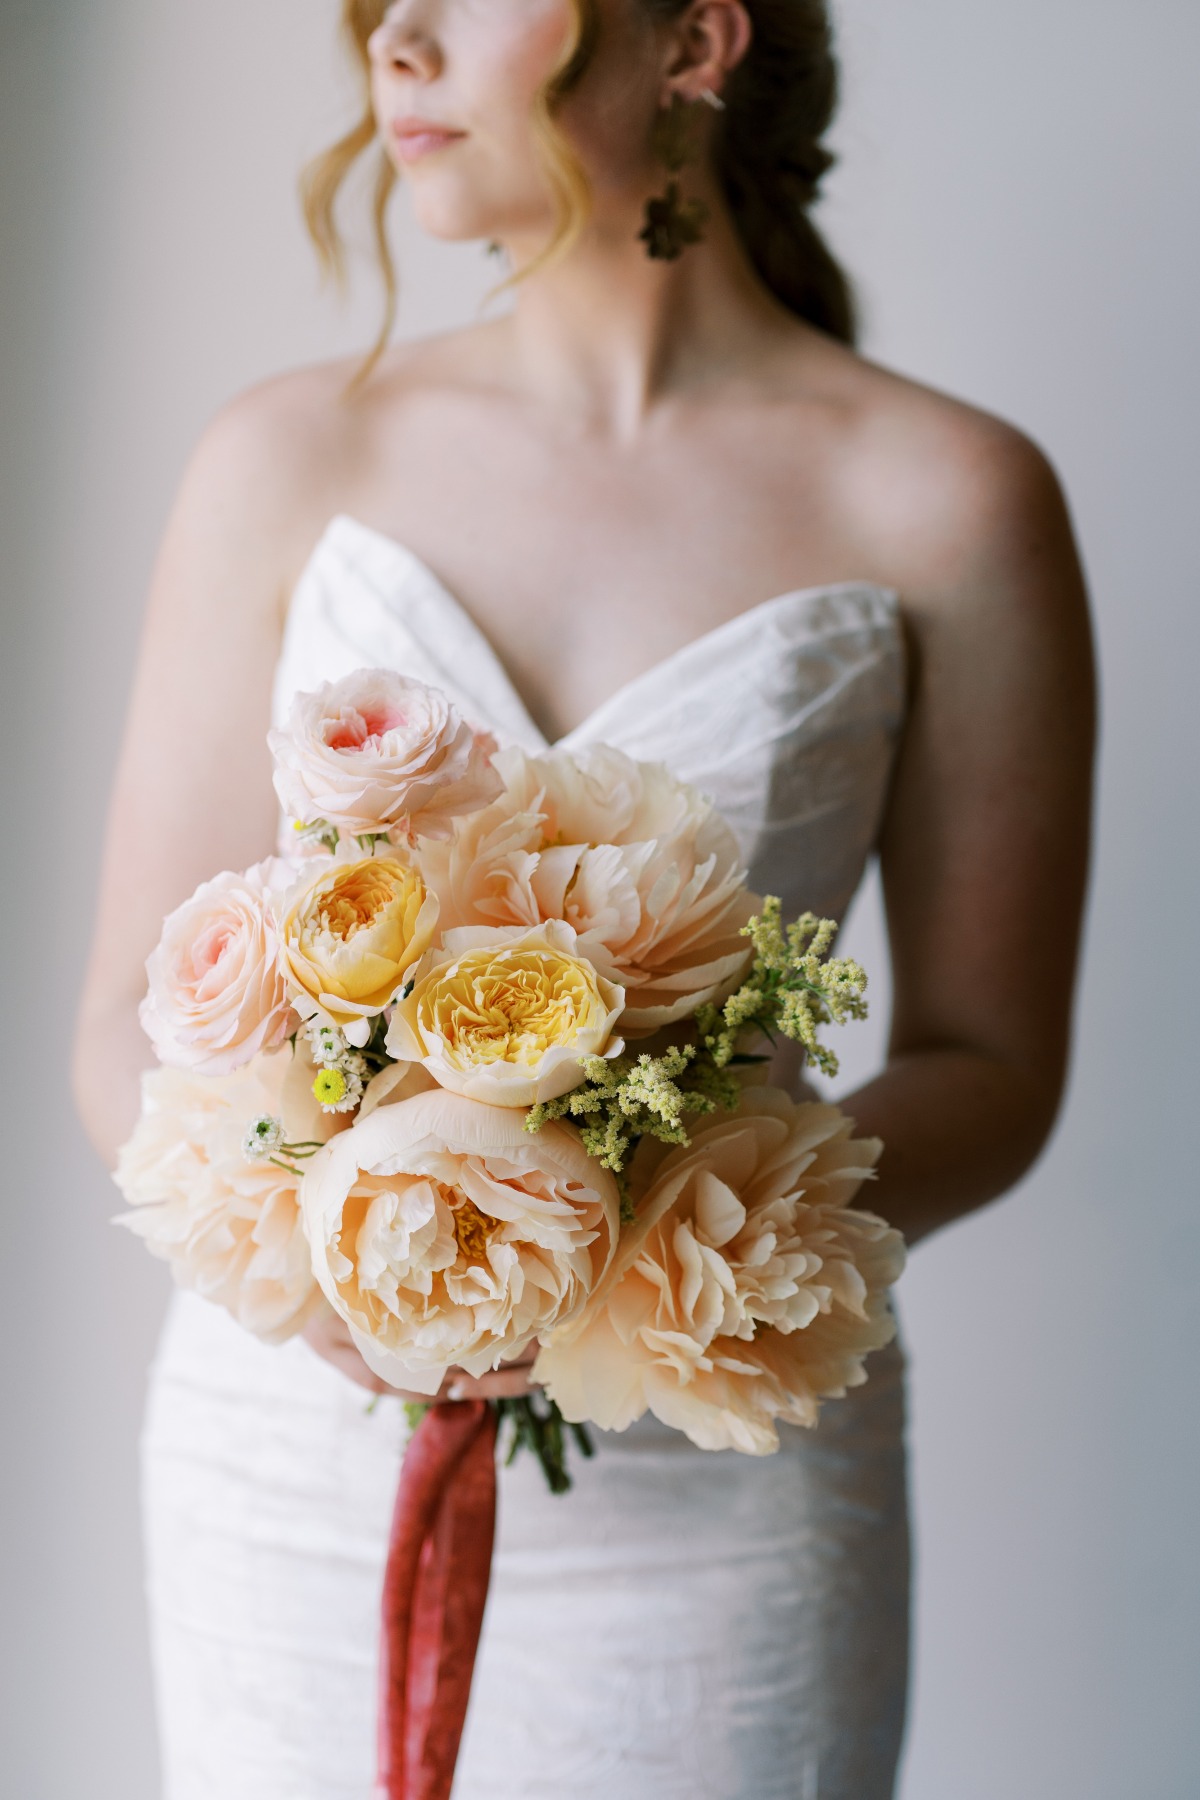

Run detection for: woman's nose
[[367, 4, 443, 80]]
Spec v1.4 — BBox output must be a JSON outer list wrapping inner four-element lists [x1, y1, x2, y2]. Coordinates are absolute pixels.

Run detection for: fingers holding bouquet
[[442, 1344, 542, 1403], [301, 1308, 540, 1405]]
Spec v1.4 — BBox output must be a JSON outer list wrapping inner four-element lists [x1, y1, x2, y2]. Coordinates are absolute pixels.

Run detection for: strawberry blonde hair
[[302, 0, 853, 381]]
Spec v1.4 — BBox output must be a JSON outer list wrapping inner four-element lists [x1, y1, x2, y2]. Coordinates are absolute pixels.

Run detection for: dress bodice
[[272, 515, 907, 923]]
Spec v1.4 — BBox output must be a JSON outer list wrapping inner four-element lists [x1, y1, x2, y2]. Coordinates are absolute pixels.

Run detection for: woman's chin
[[400, 186, 551, 256], [406, 204, 505, 249]]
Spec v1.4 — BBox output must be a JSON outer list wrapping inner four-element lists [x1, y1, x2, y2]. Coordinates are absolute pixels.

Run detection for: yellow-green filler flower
[[526, 898, 868, 1198]]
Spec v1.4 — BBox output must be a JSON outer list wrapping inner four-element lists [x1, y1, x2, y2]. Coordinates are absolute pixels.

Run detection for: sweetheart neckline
[[296, 512, 903, 751]]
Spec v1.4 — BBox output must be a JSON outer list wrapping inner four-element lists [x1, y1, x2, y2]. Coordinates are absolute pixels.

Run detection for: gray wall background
[[2, 1, 1196, 1794]]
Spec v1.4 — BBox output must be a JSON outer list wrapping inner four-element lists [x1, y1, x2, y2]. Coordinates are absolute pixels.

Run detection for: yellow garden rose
[[280, 847, 438, 1047], [385, 921, 624, 1107]]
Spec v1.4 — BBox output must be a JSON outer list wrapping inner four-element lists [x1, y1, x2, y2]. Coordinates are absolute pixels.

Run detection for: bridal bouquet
[[116, 666, 905, 1796]]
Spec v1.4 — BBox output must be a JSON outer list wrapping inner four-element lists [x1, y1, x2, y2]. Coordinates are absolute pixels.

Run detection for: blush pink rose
[[269, 669, 502, 842], [140, 861, 295, 1076]]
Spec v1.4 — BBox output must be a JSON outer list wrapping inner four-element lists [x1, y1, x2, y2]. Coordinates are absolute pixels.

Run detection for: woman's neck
[[496, 198, 792, 439]]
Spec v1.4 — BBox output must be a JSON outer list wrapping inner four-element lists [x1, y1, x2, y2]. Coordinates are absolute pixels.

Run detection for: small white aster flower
[[312, 1064, 365, 1115], [307, 1020, 350, 1069], [242, 1114, 285, 1162]]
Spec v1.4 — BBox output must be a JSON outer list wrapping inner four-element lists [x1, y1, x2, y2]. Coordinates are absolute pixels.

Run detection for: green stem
[[495, 1395, 590, 1495], [268, 1156, 306, 1176], [398, 1393, 592, 1493]]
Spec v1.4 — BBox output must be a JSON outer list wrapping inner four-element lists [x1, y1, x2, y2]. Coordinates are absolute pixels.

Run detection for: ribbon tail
[[408, 1406, 499, 1799], [376, 1401, 499, 1800]]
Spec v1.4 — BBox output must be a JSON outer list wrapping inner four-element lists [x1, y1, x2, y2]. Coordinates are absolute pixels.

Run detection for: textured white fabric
[[143, 515, 912, 1798]]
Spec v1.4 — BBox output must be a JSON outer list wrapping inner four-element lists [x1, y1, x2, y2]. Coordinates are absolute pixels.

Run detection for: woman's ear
[[660, 0, 752, 108]]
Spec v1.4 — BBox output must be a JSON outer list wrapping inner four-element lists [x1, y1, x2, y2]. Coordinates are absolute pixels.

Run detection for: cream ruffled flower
[[534, 1089, 906, 1454], [115, 1048, 340, 1343], [300, 1089, 621, 1394], [358, 1061, 438, 1117], [418, 744, 756, 1034], [139, 861, 295, 1076], [269, 668, 502, 841], [279, 844, 439, 1046], [385, 921, 624, 1108]]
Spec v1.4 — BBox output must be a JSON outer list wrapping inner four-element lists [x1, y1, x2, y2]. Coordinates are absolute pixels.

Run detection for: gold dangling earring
[[638, 95, 710, 262]]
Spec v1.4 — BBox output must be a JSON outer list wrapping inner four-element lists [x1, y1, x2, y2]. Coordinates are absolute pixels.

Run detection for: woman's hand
[[301, 1309, 541, 1404]]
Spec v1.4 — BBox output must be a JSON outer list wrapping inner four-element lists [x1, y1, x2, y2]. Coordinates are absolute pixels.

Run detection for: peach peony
[[534, 1089, 906, 1454], [115, 1048, 340, 1343], [279, 845, 439, 1046], [300, 1089, 621, 1394], [358, 1060, 438, 1118], [139, 861, 296, 1076], [418, 744, 756, 1035], [384, 921, 624, 1108], [269, 668, 502, 841]]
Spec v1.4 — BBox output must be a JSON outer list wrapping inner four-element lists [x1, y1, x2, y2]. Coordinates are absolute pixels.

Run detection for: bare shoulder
[[168, 328, 497, 608], [803, 339, 1085, 632], [167, 355, 369, 607]]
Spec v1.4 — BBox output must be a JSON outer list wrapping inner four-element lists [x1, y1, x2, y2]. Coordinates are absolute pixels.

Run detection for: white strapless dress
[[142, 517, 911, 1800]]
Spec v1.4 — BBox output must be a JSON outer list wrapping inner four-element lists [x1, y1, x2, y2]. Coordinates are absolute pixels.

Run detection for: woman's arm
[[73, 369, 543, 1402], [842, 422, 1096, 1247], [72, 384, 326, 1167]]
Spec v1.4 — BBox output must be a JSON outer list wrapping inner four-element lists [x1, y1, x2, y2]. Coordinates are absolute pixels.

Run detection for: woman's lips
[[390, 118, 467, 164]]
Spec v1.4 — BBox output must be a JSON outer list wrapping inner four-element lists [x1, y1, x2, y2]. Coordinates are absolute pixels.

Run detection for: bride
[[73, 1, 1095, 1795]]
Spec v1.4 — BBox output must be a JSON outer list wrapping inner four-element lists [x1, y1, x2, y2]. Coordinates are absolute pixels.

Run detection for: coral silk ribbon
[[376, 1400, 499, 1800]]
